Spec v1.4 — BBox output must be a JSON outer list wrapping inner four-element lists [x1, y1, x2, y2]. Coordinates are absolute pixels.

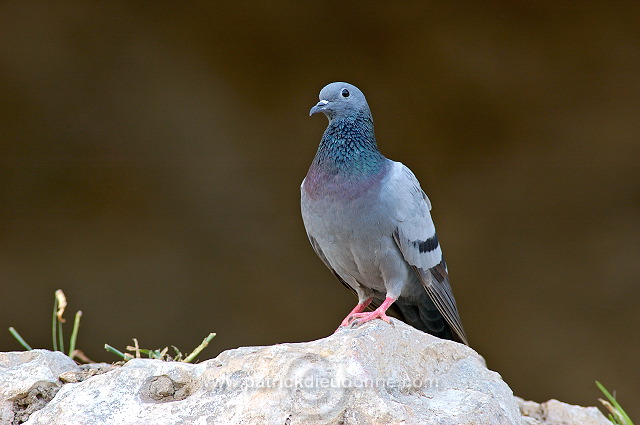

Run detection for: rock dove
[[301, 82, 468, 344]]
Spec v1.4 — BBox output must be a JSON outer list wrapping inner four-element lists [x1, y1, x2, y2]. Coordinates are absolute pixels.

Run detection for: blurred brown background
[[1, 1, 638, 416]]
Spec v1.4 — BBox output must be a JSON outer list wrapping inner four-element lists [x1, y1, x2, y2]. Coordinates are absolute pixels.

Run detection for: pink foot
[[348, 297, 396, 328], [337, 298, 373, 330]]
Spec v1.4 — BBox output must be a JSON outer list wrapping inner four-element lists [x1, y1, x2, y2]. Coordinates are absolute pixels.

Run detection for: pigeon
[[301, 82, 468, 344]]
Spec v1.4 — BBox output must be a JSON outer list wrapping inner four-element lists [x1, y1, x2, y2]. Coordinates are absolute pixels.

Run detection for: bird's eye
[[341, 88, 350, 97]]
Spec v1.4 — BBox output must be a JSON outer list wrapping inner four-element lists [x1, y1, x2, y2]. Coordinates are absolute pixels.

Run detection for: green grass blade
[[105, 344, 130, 360], [183, 332, 216, 363], [8, 327, 33, 351], [596, 381, 634, 425], [52, 296, 58, 351], [57, 318, 64, 353], [68, 310, 82, 358]]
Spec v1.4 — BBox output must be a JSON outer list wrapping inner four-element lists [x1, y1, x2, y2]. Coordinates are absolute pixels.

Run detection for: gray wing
[[390, 163, 468, 345]]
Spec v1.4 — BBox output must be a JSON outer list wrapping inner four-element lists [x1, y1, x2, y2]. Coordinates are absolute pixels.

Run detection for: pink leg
[[338, 297, 373, 328], [348, 297, 396, 327]]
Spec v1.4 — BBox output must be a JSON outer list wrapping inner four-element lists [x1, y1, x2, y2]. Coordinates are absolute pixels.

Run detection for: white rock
[[2, 323, 611, 425], [0, 350, 80, 425], [25, 320, 523, 425], [517, 397, 610, 425]]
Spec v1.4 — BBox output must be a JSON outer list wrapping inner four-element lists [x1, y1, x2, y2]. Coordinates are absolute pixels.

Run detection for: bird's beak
[[309, 99, 329, 116]]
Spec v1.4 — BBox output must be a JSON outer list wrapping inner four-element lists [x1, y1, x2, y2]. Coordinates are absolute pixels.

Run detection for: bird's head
[[309, 82, 370, 121]]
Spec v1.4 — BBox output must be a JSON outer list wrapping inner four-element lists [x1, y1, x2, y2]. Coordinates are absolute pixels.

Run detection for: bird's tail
[[390, 297, 462, 343]]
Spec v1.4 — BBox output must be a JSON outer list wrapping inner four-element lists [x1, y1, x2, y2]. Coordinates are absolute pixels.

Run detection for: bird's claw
[[346, 310, 392, 328]]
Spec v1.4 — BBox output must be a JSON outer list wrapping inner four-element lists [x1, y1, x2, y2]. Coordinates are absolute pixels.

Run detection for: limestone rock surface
[[0, 321, 613, 425], [0, 350, 80, 425], [22, 320, 519, 424], [518, 397, 610, 425]]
